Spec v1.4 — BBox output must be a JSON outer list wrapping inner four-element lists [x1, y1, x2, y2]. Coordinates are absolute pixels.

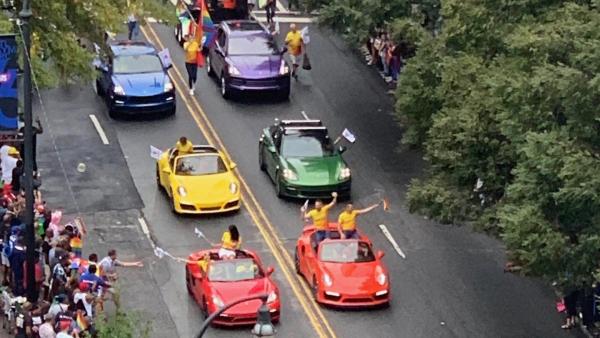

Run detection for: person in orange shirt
[[337, 202, 380, 239], [183, 35, 200, 95], [302, 192, 337, 244]]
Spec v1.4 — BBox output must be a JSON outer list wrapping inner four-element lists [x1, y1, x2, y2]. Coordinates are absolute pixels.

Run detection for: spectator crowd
[[0, 132, 143, 337], [362, 28, 415, 94]]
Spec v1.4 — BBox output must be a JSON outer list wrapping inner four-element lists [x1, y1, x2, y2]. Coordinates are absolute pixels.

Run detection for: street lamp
[[197, 293, 276, 338], [251, 302, 275, 337]]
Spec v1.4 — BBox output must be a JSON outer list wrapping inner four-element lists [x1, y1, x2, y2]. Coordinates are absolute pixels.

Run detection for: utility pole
[[19, 0, 36, 302]]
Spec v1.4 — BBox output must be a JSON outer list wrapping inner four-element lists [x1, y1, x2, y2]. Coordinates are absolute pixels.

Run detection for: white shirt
[[1, 155, 17, 184], [39, 322, 56, 338], [128, 13, 136, 22], [57, 332, 73, 338], [74, 292, 93, 317]]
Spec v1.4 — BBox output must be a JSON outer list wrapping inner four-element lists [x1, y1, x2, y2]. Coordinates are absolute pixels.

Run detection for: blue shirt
[[79, 272, 108, 291]]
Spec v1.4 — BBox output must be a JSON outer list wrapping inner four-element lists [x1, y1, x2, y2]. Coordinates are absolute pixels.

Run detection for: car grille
[[230, 78, 279, 87], [343, 297, 373, 303], [122, 92, 171, 105], [199, 206, 221, 212], [224, 201, 239, 209]]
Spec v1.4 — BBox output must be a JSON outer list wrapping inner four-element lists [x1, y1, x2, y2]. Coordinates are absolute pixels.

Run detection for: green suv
[[259, 119, 351, 198]]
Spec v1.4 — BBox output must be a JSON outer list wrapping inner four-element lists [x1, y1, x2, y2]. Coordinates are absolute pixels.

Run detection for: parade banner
[[0, 34, 18, 131]]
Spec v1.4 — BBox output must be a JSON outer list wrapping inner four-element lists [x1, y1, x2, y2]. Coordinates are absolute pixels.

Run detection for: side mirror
[[165, 64, 173, 70], [229, 161, 237, 169], [376, 250, 385, 260], [162, 167, 171, 174], [267, 146, 276, 153], [266, 266, 274, 276], [338, 145, 347, 154], [280, 46, 288, 55]]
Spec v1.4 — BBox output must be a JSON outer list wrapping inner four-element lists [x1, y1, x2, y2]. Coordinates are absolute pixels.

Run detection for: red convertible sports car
[[185, 249, 281, 326], [295, 223, 390, 307]]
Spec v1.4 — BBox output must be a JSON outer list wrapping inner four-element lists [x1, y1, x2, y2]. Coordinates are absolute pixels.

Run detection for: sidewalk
[[36, 85, 177, 337]]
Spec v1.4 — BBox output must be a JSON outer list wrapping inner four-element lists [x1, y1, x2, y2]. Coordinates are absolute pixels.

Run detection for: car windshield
[[175, 155, 227, 175], [207, 259, 263, 282], [113, 54, 163, 74], [228, 35, 278, 56], [319, 241, 375, 263], [281, 132, 334, 158]]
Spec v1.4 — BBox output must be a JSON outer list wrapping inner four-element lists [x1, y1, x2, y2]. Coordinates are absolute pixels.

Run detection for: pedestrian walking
[[127, 2, 139, 41], [265, 0, 276, 23], [285, 23, 304, 80], [183, 35, 200, 95]]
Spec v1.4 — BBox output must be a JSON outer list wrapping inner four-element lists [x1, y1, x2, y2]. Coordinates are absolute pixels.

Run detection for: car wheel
[[312, 276, 319, 300], [95, 79, 103, 96], [155, 164, 161, 188], [166, 105, 176, 116], [201, 297, 209, 319], [277, 85, 290, 101], [185, 269, 193, 295], [107, 106, 118, 119], [275, 172, 284, 198], [170, 190, 178, 214], [220, 74, 231, 100], [294, 248, 301, 275], [206, 55, 214, 77], [259, 147, 266, 171]]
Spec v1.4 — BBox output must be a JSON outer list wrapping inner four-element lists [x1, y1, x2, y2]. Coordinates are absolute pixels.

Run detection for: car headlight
[[164, 78, 174, 92], [211, 295, 224, 308], [228, 64, 241, 76], [279, 60, 289, 75], [177, 186, 187, 197], [267, 291, 277, 303], [229, 182, 238, 194], [323, 273, 333, 287], [113, 84, 125, 96], [375, 266, 387, 286], [282, 169, 297, 181], [339, 167, 351, 180]]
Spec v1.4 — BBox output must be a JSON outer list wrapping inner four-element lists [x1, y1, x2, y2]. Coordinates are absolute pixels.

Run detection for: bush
[[95, 311, 152, 338]]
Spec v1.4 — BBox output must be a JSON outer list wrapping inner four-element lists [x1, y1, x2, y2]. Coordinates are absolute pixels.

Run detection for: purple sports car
[[206, 20, 291, 100]]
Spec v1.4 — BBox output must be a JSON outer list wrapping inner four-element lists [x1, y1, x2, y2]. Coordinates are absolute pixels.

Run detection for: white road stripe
[[378, 224, 406, 259], [138, 217, 156, 248], [89, 114, 109, 145], [301, 110, 310, 120], [276, 0, 288, 13]]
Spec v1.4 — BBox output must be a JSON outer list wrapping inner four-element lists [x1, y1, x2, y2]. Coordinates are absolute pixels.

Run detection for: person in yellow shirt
[[285, 23, 304, 79], [177, 252, 210, 272], [183, 35, 200, 94], [302, 192, 337, 244], [219, 225, 242, 259], [337, 202, 381, 239], [175, 136, 194, 155]]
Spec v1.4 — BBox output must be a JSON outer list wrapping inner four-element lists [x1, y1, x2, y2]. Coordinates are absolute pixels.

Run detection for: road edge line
[[378, 224, 406, 259], [89, 114, 110, 145]]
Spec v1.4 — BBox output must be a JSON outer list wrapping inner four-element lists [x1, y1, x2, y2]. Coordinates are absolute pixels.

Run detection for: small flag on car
[[154, 247, 165, 259], [300, 199, 309, 213], [342, 128, 356, 143], [150, 145, 162, 160]]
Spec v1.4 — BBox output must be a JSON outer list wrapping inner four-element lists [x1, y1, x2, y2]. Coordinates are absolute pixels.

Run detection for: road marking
[[141, 25, 336, 338], [378, 224, 406, 259], [275, 0, 288, 13], [301, 110, 310, 120], [89, 114, 109, 145]]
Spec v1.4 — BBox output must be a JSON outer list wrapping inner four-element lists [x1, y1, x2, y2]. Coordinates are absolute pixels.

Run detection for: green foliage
[[399, 0, 600, 288], [0, 0, 175, 87], [95, 311, 152, 338]]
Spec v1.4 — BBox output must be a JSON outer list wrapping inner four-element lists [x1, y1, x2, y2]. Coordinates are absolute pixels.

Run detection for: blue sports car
[[95, 40, 175, 118]]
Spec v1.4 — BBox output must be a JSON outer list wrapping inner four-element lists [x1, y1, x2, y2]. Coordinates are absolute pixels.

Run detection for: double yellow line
[[140, 24, 337, 338]]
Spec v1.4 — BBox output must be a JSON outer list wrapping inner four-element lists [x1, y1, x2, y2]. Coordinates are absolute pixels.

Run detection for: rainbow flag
[[198, 0, 216, 48], [76, 310, 88, 331]]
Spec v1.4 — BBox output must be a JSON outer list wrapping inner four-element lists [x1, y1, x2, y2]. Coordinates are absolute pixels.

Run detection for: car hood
[[228, 55, 281, 79], [321, 261, 382, 292], [113, 72, 165, 96], [211, 278, 275, 313], [175, 172, 236, 203], [284, 156, 344, 185]]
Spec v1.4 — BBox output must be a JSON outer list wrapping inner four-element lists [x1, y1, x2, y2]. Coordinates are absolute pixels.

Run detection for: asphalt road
[[82, 19, 581, 338]]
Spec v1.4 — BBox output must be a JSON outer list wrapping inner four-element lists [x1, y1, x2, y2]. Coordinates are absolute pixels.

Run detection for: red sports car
[[185, 249, 281, 326], [294, 223, 390, 307]]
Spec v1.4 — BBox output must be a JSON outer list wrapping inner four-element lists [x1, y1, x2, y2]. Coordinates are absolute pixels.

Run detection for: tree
[[0, 0, 175, 87], [399, 0, 600, 288]]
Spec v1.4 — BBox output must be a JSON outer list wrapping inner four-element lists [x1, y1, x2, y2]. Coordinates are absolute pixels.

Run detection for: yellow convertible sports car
[[156, 145, 241, 214]]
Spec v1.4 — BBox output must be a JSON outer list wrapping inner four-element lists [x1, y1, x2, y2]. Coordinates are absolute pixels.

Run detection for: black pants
[[266, 3, 275, 23], [185, 62, 198, 89]]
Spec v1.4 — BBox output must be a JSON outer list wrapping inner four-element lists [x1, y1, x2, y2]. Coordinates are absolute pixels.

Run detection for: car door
[[160, 150, 176, 195], [305, 235, 320, 286]]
